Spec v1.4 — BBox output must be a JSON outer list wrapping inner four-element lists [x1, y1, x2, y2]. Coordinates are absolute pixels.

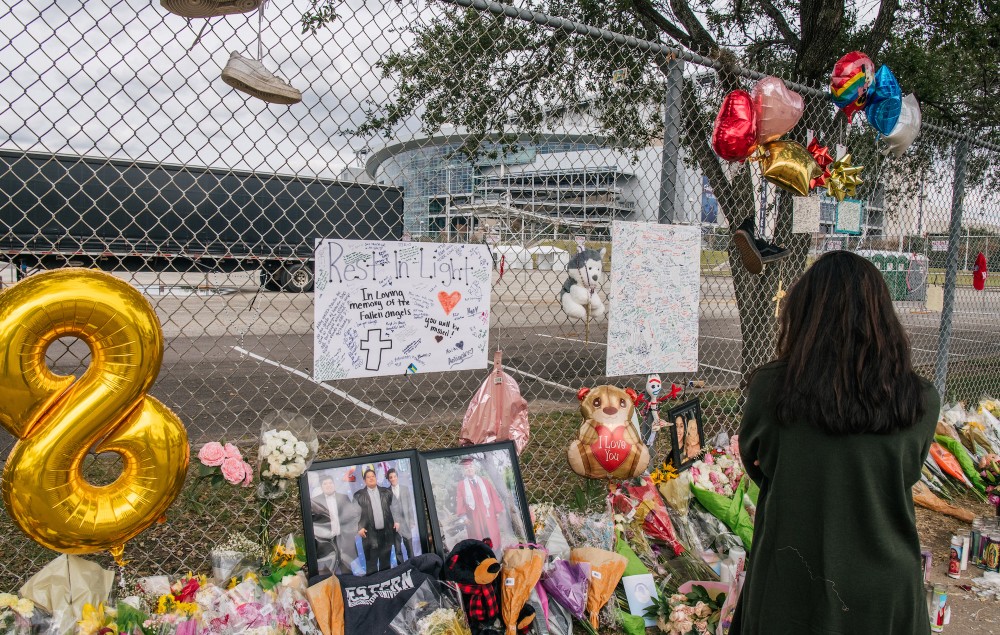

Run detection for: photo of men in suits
[[310, 474, 357, 576], [387, 468, 416, 562], [354, 467, 397, 575]]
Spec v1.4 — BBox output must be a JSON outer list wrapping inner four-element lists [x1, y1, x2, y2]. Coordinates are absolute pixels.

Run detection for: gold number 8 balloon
[[0, 269, 189, 558]]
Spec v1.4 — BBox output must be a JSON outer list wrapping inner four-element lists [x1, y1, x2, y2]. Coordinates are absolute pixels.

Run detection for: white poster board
[[313, 240, 492, 380], [606, 222, 700, 376], [835, 199, 862, 235], [792, 196, 822, 234]]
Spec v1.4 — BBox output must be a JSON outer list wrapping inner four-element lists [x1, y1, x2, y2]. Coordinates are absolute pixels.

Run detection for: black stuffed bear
[[442, 538, 535, 635]]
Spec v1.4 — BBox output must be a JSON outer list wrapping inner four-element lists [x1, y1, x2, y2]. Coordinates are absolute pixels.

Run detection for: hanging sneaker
[[160, 0, 263, 19], [732, 217, 790, 275], [220, 52, 302, 105]]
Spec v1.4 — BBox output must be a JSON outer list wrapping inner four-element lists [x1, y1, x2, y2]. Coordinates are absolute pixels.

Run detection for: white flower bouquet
[[255, 411, 319, 554], [256, 411, 318, 501]]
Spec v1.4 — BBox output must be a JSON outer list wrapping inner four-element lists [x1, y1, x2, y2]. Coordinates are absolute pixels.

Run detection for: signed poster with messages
[[313, 240, 492, 380]]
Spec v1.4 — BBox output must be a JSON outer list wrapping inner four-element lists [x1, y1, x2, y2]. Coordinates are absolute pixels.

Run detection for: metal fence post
[[934, 140, 969, 397], [657, 57, 683, 224]]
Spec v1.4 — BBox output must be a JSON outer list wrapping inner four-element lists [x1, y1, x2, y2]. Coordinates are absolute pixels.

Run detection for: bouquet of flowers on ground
[[390, 580, 471, 635], [689, 452, 755, 550], [689, 452, 743, 498], [0, 593, 38, 635], [645, 583, 726, 635]]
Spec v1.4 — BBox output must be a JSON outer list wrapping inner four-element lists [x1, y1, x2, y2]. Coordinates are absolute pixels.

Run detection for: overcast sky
[[0, 0, 436, 178], [0, 0, 988, 229], [0, 0, 900, 180]]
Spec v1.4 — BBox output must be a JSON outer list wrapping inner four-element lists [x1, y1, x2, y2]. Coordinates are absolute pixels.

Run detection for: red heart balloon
[[590, 424, 632, 473], [712, 90, 758, 162]]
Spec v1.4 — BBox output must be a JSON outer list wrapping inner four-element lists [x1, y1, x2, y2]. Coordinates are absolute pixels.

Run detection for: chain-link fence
[[0, 0, 997, 587]]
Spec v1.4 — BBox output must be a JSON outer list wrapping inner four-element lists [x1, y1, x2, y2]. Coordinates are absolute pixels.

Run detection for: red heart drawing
[[590, 425, 632, 473], [438, 291, 462, 315]]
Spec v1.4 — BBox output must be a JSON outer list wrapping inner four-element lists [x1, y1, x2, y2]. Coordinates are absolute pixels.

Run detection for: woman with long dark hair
[[730, 251, 939, 634]]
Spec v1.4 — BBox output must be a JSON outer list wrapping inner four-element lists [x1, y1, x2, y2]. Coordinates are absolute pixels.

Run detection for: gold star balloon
[[826, 153, 864, 201]]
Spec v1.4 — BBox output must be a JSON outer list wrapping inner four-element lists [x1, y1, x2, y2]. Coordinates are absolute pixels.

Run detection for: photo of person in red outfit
[[455, 457, 504, 550], [421, 442, 535, 557]]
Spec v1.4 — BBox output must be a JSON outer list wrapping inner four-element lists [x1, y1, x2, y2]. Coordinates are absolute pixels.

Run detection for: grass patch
[[926, 271, 1000, 288], [943, 356, 1000, 403]]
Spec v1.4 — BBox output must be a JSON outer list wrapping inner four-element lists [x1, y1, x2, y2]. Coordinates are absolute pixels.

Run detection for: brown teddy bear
[[567, 385, 650, 479]]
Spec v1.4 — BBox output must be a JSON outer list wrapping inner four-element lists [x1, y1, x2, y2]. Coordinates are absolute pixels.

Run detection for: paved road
[[0, 267, 997, 452]]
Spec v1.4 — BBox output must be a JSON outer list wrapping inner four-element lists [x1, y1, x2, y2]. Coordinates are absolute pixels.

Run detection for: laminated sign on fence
[[606, 222, 701, 376], [313, 240, 492, 380]]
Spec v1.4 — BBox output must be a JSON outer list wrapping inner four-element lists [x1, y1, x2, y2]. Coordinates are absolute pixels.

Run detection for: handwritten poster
[[792, 196, 822, 234], [313, 240, 492, 380], [835, 199, 863, 235], [606, 222, 700, 376]]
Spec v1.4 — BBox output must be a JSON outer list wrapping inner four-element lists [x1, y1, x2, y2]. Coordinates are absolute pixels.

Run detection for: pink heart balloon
[[752, 76, 804, 143]]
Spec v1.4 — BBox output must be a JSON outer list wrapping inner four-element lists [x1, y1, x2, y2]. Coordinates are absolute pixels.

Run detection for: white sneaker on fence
[[220, 52, 302, 105], [160, 0, 263, 19]]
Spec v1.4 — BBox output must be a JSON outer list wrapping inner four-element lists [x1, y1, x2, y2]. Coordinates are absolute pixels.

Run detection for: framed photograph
[[298, 449, 428, 581], [418, 441, 534, 557], [667, 398, 704, 471]]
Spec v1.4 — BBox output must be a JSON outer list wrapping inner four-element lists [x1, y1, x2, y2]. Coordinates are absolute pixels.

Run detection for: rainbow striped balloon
[[830, 51, 874, 121]]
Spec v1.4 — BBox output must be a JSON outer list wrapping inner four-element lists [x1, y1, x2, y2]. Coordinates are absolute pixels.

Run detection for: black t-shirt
[[339, 553, 443, 635]]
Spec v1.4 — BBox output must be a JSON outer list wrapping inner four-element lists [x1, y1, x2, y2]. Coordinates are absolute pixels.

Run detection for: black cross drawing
[[360, 328, 392, 371]]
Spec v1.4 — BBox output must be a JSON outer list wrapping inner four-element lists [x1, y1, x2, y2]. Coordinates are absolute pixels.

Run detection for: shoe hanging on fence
[[221, 52, 302, 105], [160, 0, 263, 19], [732, 216, 790, 275]]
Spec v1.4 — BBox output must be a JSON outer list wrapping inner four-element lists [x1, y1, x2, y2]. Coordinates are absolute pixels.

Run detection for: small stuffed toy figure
[[559, 248, 606, 320], [568, 385, 650, 479], [442, 539, 534, 635]]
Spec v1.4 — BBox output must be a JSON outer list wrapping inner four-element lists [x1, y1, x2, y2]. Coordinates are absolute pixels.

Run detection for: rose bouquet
[[645, 583, 726, 635], [188, 441, 254, 511]]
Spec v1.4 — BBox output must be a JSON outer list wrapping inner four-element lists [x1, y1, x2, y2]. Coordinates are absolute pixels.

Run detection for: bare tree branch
[[864, 0, 900, 61], [759, 0, 802, 50], [667, 0, 721, 54], [629, 0, 696, 48]]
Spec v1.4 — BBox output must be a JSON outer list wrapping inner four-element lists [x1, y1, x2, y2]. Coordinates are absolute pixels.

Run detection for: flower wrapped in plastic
[[257, 410, 319, 500], [569, 547, 628, 630], [553, 509, 615, 551], [541, 559, 590, 621], [0, 593, 43, 635], [623, 477, 684, 556], [501, 546, 546, 635], [688, 454, 754, 550], [389, 579, 471, 635]]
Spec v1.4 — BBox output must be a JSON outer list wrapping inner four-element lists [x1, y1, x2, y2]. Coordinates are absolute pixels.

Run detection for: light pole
[[445, 164, 453, 242]]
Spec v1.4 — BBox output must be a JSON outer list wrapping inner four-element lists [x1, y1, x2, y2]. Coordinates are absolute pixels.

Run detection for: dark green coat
[[730, 362, 939, 635]]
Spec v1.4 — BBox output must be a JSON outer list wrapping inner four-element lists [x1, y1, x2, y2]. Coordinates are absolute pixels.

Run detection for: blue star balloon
[[865, 65, 902, 135]]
